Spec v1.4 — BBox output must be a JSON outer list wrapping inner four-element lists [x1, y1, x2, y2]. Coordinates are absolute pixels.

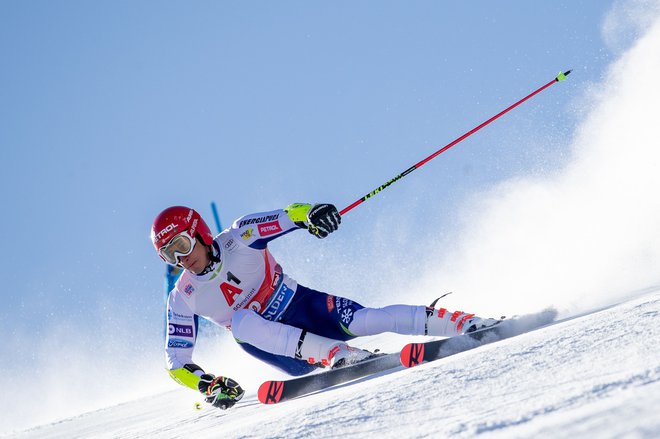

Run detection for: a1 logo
[[220, 271, 243, 306], [220, 282, 242, 306]]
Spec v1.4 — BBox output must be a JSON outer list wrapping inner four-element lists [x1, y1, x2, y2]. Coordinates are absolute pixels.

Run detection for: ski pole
[[340, 70, 572, 216]]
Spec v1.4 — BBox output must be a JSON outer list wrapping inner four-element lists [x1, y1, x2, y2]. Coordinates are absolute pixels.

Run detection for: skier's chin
[[183, 259, 201, 274]]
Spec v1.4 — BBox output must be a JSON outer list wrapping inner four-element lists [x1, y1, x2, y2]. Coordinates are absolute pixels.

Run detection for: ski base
[[258, 353, 401, 404]]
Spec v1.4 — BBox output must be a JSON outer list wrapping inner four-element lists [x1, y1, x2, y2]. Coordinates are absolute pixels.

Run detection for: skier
[[151, 203, 499, 410]]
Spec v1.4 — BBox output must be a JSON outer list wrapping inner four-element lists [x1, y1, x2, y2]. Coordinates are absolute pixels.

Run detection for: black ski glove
[[306, 203, 341, 239], [198, 374, 245, 410]]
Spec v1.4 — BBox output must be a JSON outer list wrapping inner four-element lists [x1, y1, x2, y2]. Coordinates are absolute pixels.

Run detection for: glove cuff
[[284, 203, 312, 227], [197, 373, 217, 394]]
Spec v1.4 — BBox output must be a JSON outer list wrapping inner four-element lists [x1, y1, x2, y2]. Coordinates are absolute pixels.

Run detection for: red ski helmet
[[151, 206, 214, 262]]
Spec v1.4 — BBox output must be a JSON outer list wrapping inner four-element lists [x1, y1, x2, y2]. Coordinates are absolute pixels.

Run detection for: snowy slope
[[11, 289, 659, 439]]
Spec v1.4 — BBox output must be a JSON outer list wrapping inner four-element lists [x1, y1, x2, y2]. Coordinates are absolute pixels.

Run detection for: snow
[[9, 290, 659, 439], [4, 2, 660, 437]]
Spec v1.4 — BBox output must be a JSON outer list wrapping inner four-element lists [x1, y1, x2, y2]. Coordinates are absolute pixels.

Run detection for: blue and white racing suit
[[165, 204, 471, 384]]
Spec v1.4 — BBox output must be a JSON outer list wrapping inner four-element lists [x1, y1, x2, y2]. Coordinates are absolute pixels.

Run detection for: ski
[[258, 352, 401, 404], [258, 311, 557, 403], [400, 325, 503, 367], [400, 310, 557, 367]]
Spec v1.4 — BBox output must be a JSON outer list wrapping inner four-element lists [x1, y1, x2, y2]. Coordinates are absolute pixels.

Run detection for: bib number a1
[[220, 271, 242, 306]]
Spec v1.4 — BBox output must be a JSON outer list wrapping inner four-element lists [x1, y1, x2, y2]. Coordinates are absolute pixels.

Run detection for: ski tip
[[258, 380, 285, 404], [400, 343, 425, 368]]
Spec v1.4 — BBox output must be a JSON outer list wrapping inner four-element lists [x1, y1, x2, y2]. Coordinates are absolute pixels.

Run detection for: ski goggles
[[159, 231, 196, 265]]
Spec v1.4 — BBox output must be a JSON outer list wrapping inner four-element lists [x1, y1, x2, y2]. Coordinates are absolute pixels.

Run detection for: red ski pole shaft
[[340, 70, 572, 216]]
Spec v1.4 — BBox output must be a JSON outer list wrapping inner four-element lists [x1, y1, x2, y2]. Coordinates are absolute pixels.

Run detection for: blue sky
[[3, 0, 649, 431]]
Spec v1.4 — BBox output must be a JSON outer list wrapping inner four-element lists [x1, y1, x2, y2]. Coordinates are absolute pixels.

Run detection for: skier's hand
[[198, 374, 245, 410], [307, 203, 341, 239]]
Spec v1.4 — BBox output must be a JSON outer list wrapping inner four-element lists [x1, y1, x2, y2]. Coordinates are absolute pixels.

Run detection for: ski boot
[[464, 317, 502, 333], [328, 343, 375, 369], [426, 307, 503, 337]]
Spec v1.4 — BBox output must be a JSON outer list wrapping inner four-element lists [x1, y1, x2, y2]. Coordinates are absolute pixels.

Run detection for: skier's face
[[178, 239, 211, 274]]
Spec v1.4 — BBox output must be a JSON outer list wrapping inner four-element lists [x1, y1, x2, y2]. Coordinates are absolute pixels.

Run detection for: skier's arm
[[165, 291, 245, 409], [297, 203, 341, 238], [168, 363, 205, 390], [165, 291, 203, 389], [169, 366, 245, 410], [233, 203, 341, 249]]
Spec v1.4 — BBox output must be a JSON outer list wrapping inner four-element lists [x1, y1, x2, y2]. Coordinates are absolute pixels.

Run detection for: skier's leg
[[272, 286, 374, 366], [232, 309, 363, 369], [237, 343, 318, 376], [277, 285, 365, 341], [349, 305, 498, 337], [347, 305, 428, 336], [231, 309, 302, 357]]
